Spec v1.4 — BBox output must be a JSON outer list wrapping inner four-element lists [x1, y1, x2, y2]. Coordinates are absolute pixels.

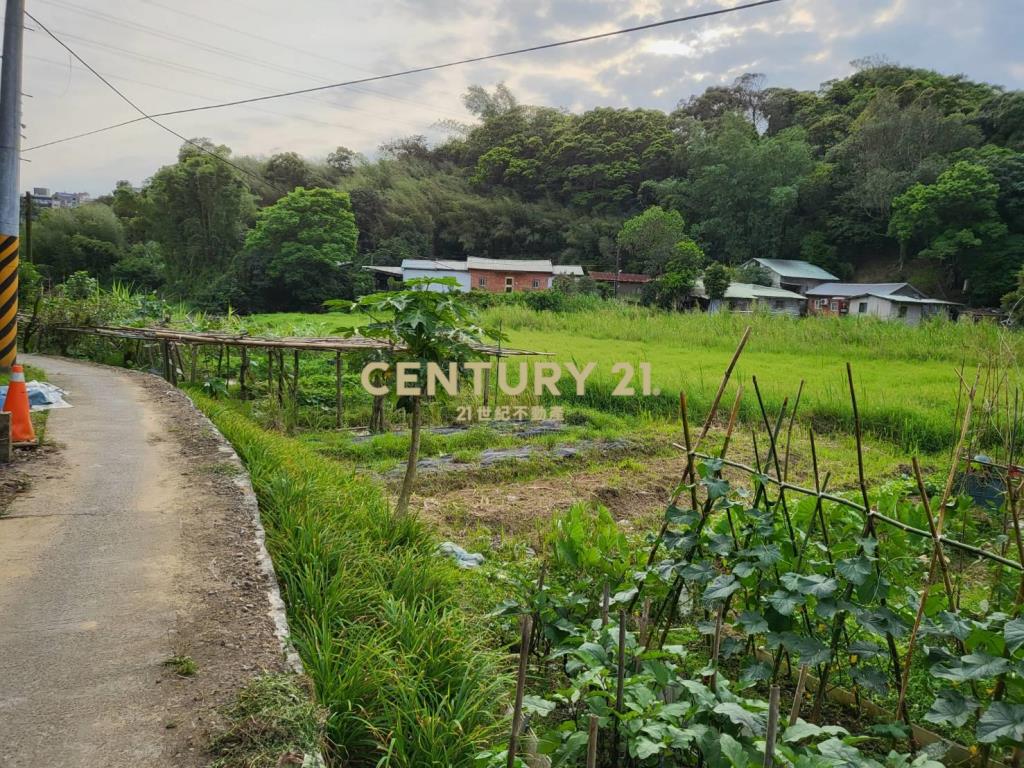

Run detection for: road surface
[[0, 355, 286, 767]]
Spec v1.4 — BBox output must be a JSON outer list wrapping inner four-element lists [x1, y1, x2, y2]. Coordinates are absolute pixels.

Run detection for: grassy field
[[243, 304, 1021, 453]]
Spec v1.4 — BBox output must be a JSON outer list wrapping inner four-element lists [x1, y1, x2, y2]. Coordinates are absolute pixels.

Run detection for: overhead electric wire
[[26, 53, 436, 136], [134, 0, 469, 104], [24, 0, 785, 152], [34, 0, 468, 119], [24, 11, 287, 195], [30, 28, 450, 131]]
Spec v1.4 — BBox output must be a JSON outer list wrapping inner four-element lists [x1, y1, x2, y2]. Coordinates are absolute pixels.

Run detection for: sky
[[16, 0, 1024, 196]]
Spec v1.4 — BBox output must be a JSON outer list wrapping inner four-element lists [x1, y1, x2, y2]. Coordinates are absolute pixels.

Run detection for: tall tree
[[616, 206, 688, 274], [241, 187, 358, 311], [889, 161, 1008, 294], [147, 140, 256, 295]]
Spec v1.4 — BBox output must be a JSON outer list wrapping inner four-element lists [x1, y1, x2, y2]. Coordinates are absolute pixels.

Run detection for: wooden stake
[[506, 614, 533, 768], [586, 714, 599, 768], [764, 685, 780, 768], [335, 351, 343, 428], [240, 346, 249, 399], [789, 665, 809, 726], [613, 610, 627, 763]]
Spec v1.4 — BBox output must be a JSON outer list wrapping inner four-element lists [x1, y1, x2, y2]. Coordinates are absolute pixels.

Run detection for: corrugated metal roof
[[362, 265, 403, 276], [806, 282, 914, 298], [589, 271, 651, 284], [466, 257, 553, 273], [553, 264, 585, 275], [694, 280, 806, 301], [751, 258, 839, 281], [401, 259, 468, 271]]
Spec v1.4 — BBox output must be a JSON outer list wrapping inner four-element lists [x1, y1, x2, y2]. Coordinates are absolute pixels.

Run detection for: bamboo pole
[[764, 685, 780, 768], [613, 610, 627, 762], [506, 615, 533, 768], [335, 351, 343, 428], [586, 714, 599, 768]]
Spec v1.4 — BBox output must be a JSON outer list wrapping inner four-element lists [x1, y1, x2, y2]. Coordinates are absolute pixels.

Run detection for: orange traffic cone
[[3, 364, 36, 445]]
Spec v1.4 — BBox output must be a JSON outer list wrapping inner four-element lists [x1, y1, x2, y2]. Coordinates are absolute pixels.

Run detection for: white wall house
[[694, 280, 806, 316], [805, 283, 955, 325], [400, 259, 471, 292], [743, 258, 838, 295]]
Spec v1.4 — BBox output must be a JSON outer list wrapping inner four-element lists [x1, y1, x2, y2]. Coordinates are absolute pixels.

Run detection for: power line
[[26, 53, 436, 137], [25, 0, 786, 152], [24, 11, 286, 195], [32, 28, 451, 131], [34, 0, 468, 119]]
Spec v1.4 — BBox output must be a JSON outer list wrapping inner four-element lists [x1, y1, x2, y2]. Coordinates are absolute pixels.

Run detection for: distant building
[[588, 271, 651, 298], [362, 265, 403, 291], [466, 257, 554, 292], [25, 188, 91, 211], [387, 258, 584, 293], [805, 282, 956, 325], [695, 280, 806, 316], [742, 258, 838, 295], [400, 259, 472, 292], [552, 264, 585, 277]]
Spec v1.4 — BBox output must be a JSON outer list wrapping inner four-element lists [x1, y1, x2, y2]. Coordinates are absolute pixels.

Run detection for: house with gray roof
[[805, 282, 956, 325], [694, 279, 806, 316], [742, 258, 839, 295]]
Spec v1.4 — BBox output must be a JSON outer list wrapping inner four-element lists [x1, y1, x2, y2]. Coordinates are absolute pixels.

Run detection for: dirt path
[[0, 355, 289, 767]]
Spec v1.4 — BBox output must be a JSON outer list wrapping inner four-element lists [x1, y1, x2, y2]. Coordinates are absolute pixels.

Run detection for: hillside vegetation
[[26, 60, 1024, 312]]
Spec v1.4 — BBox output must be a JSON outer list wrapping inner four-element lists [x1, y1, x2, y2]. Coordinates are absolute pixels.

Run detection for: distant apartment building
[[27, 188, 92, 210]]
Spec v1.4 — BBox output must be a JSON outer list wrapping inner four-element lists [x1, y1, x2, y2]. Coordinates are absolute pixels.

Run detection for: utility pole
[[0, 0, 24, 370], [23, 191, 31, 263]]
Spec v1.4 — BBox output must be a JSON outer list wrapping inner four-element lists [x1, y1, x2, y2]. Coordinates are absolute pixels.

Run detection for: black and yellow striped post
[[0, 234, 17, 367]]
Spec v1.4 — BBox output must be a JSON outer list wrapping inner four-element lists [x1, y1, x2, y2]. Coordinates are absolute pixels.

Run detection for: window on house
[[505, 276, 514, 293], [774, 300, 784, 310], [478, 276, 486, 287], [532, 279, 540, 288], [858, 302, 867, 314], [830, 300, 839, 312], [898, 305, 909, 318]]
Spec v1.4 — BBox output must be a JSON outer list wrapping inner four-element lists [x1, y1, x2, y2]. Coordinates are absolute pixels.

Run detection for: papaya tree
[[327, 278, 498, 518]]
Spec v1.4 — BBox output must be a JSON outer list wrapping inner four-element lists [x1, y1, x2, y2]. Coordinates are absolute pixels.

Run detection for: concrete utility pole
[[0, 0, 24, 369]]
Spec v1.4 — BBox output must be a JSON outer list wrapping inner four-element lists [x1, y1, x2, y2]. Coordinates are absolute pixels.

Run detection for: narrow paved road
[[0, 355, 285, 767]]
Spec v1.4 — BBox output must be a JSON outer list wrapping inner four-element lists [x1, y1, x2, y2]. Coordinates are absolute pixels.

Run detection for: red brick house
[[467, 257, 553, 293]]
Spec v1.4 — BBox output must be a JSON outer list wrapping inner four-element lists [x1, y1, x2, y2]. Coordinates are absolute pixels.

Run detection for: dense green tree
[[325, 146, 359, 178], [889, 162, 1008, 294], [111, 242, 165, 291], [147, 140, 256, 294], [703, 262, 731, 300], [616, 206, 687, 274], [241, 187, 358, 311], [263, 152, 328, 200], [678, 115, 815, 264], [34, 203, 125, 282]]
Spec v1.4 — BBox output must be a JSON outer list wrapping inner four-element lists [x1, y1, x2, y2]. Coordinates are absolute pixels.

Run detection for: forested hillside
[[30, 59, 1024, 310]]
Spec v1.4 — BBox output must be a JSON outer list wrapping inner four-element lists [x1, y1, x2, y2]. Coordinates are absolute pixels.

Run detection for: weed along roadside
[[196, 397, 510, 765]]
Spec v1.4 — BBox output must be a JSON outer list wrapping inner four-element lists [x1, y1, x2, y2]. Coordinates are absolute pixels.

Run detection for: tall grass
[[483, 303, 1022, 363], [196, 397, 509, 767]]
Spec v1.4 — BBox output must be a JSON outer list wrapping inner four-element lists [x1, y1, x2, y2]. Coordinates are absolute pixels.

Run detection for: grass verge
[[209, 674, 326, 768], [195, 395, 510, 767]]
